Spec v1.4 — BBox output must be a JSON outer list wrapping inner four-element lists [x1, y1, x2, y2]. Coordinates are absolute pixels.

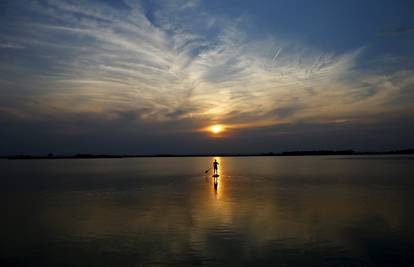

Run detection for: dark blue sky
[[1, 0, 413, 154]]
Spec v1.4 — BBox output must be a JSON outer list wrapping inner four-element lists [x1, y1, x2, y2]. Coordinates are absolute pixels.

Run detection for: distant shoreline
[[2, 149, 414, 160]]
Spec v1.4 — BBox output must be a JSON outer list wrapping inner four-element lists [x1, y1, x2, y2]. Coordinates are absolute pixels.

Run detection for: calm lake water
[[1, 156, 414, 266]]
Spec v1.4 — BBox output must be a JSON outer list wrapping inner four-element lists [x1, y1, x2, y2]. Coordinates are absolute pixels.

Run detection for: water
[[1, 156, 414, 266]]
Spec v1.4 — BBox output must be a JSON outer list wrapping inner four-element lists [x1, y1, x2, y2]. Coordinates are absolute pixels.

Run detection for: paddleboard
[[212, 174, 219, 177]]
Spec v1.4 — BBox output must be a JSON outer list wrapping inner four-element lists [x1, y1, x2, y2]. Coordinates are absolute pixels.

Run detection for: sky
[[1, 0, 414, 155]]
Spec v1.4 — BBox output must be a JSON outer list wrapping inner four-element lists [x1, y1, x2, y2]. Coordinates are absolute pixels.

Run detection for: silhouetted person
[[213, 159, 219, 175]]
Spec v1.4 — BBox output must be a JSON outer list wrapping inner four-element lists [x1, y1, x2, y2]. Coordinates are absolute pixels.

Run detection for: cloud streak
[[382, 26, 414, 34]]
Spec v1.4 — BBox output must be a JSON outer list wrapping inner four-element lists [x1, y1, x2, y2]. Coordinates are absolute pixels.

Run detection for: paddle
[[204, 167, 212, 173]]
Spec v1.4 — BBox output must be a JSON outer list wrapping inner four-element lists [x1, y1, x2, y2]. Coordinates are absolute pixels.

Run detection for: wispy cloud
[[382, 26, 414, 34], [0, 0, 413, 137], [0, 42, 24, 49]]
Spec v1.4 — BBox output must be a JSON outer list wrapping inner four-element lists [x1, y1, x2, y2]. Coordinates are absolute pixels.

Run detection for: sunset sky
[[1, 0, 414, 154]]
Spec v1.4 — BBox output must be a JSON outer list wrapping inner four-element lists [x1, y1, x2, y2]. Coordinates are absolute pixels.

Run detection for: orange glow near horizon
[[201, 120, 279, 137], [209, 124, 224, 134]]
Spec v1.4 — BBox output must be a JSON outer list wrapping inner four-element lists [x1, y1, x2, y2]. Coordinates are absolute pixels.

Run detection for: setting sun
[[209, 125, 224, 134]]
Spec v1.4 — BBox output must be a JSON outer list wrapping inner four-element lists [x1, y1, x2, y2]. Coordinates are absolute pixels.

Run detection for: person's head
[[214, 159, 217, 162]]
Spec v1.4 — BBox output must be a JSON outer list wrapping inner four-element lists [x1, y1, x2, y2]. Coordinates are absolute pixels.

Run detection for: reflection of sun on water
[[210, 177, 223, 201], [211, 157, 222, 199]]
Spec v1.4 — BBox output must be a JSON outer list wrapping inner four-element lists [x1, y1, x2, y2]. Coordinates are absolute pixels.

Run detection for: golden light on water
[[209, 125, 224, 134], [210, 157, 223, 200]]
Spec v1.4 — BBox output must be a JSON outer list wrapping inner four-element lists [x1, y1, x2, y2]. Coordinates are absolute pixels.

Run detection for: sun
[[209, 124, 224, 134]]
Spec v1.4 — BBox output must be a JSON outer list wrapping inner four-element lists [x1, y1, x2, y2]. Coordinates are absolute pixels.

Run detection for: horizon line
[[3, 149, 414, 159]]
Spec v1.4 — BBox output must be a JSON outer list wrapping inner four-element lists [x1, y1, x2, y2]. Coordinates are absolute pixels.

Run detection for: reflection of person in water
[[214, 177, 218, 191], [213, 159, 219, 175]]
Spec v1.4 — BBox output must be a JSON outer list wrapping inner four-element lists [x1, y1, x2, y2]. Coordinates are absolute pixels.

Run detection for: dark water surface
[[1, 156, 414, 266]]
